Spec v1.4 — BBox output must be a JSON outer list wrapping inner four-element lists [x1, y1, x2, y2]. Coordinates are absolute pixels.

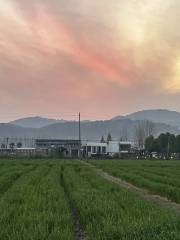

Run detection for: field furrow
[[0, 161, 74, 240], [62, 161, 180, 240], [60, 165, 87, 240], [0, 159, 180, 240], [90, 160, 180, 203]]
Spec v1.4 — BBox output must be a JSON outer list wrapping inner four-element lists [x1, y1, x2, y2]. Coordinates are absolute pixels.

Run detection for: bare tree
[[107, 133, 112, 142], [1, 144, 5, 149], [9, 142, 15, 149], [144, 120, 154, 137], [135, 120, 155, 149], [100, 136, 106, 143], [120, 127, 128, 141]]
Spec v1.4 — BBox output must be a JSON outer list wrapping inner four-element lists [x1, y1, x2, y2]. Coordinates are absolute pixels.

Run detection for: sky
[[0, 0, 180, 121]]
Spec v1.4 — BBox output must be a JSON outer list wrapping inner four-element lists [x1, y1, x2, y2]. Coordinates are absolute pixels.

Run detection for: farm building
[[108, 141, 132, 156], [0, 148, 36, 157], [83, 141, 133, 158], [0, 138, 35, 149], [0, 138, 80, 157], [0, 138, 37, 157], [0, 138, 133, 158], [35, 139, 80, 157], [83, 142, 107, 157]]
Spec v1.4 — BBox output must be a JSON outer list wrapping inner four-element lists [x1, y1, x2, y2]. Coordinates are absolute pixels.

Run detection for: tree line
[[1, 142, 23, 149], [145, 133, 180, 155], [100, 120, 155, 147], [100, 133, 112, 143]]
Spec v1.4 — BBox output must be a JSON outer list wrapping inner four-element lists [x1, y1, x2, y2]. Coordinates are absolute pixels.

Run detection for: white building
[[84, 142, 107, 157], [107, 141, 119, 156], [83, 141, 132, 157]]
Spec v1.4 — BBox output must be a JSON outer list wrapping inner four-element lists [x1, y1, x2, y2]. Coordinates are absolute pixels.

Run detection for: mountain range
[[10, 117, 66, 128], [0, 109, 179, 141], [113, 109, 180, 128]]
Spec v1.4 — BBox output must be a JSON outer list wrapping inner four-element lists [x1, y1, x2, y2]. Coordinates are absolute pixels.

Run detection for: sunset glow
[[167, 57, 180, 93], [0, 0, 180, 120]]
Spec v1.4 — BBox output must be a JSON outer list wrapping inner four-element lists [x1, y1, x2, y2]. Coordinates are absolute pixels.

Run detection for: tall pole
[[78, 112, 81, 158], [6, 137, 9, 149], [167, 134, 170, 159]]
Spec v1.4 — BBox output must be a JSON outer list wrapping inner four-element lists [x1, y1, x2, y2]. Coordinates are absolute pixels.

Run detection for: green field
[[0, 159, 180, 239], [90, 160, 180, 203]]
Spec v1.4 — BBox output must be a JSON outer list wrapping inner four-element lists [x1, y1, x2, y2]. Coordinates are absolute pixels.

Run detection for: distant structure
[[36, 139, 80, 157], [0, 137, 133, 159], [0, 137, 35, 149], [0, 147, 36, 157], [0, 138, 36, 157], [83, 141, 133, 158], [0, 137, 80, 157]]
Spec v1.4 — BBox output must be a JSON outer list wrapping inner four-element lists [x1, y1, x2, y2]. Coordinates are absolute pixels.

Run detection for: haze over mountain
[[0, 110, 178, 141], [37, 119, 180, 141], [113, 109, 180, 128], [0, 109, 179, 141], [10, 117, 66, 128], [10, 109, 180, 129]]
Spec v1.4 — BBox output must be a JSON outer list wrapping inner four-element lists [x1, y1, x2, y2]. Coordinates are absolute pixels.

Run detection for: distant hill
[[38, 119, 180, 140], [113, 109, 180, 128], [0, 118, 179, 141], [10, 117, 66, 128], [1, 109, 180, 140], [0, 123, 36, 137]]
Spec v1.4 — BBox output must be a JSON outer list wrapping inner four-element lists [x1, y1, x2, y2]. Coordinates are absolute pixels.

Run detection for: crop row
[[0, 161, 74, 239], [90, 160, 180, 203], [62, 161, 180, 240], [0, 159, 180, 239]]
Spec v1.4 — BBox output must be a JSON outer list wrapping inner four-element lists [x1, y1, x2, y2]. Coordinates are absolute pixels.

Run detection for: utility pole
[[78, 112, 81, 158], [6, 137, 9, 149], [167, 135, 170, 159]]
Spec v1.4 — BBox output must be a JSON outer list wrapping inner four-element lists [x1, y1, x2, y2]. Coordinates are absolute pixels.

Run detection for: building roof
[[85, 142, 107, 147]]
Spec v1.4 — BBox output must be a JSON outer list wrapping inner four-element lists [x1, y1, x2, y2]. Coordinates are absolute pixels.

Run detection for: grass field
[[0, 160, 74, 239], [90, 160, 180, 203], [0, 159, 180, 239]]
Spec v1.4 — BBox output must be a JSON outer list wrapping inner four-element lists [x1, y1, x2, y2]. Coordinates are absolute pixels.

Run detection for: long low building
[[0, 138, 80, 158], [0, 138, 133, 158], [36, 139, 80, 157], [0, 148, 37, 156]]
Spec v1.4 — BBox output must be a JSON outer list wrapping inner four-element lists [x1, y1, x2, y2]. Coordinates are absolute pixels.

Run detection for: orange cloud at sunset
[[0, 0, 180, 121]]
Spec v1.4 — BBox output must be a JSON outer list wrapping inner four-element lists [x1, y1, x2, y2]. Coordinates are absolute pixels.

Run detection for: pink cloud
[[0, 0, 180, 121]]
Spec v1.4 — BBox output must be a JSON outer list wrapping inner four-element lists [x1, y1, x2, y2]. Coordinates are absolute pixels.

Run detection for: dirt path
[[80, 161, 180, 215], [60, 167, 88, 240]]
